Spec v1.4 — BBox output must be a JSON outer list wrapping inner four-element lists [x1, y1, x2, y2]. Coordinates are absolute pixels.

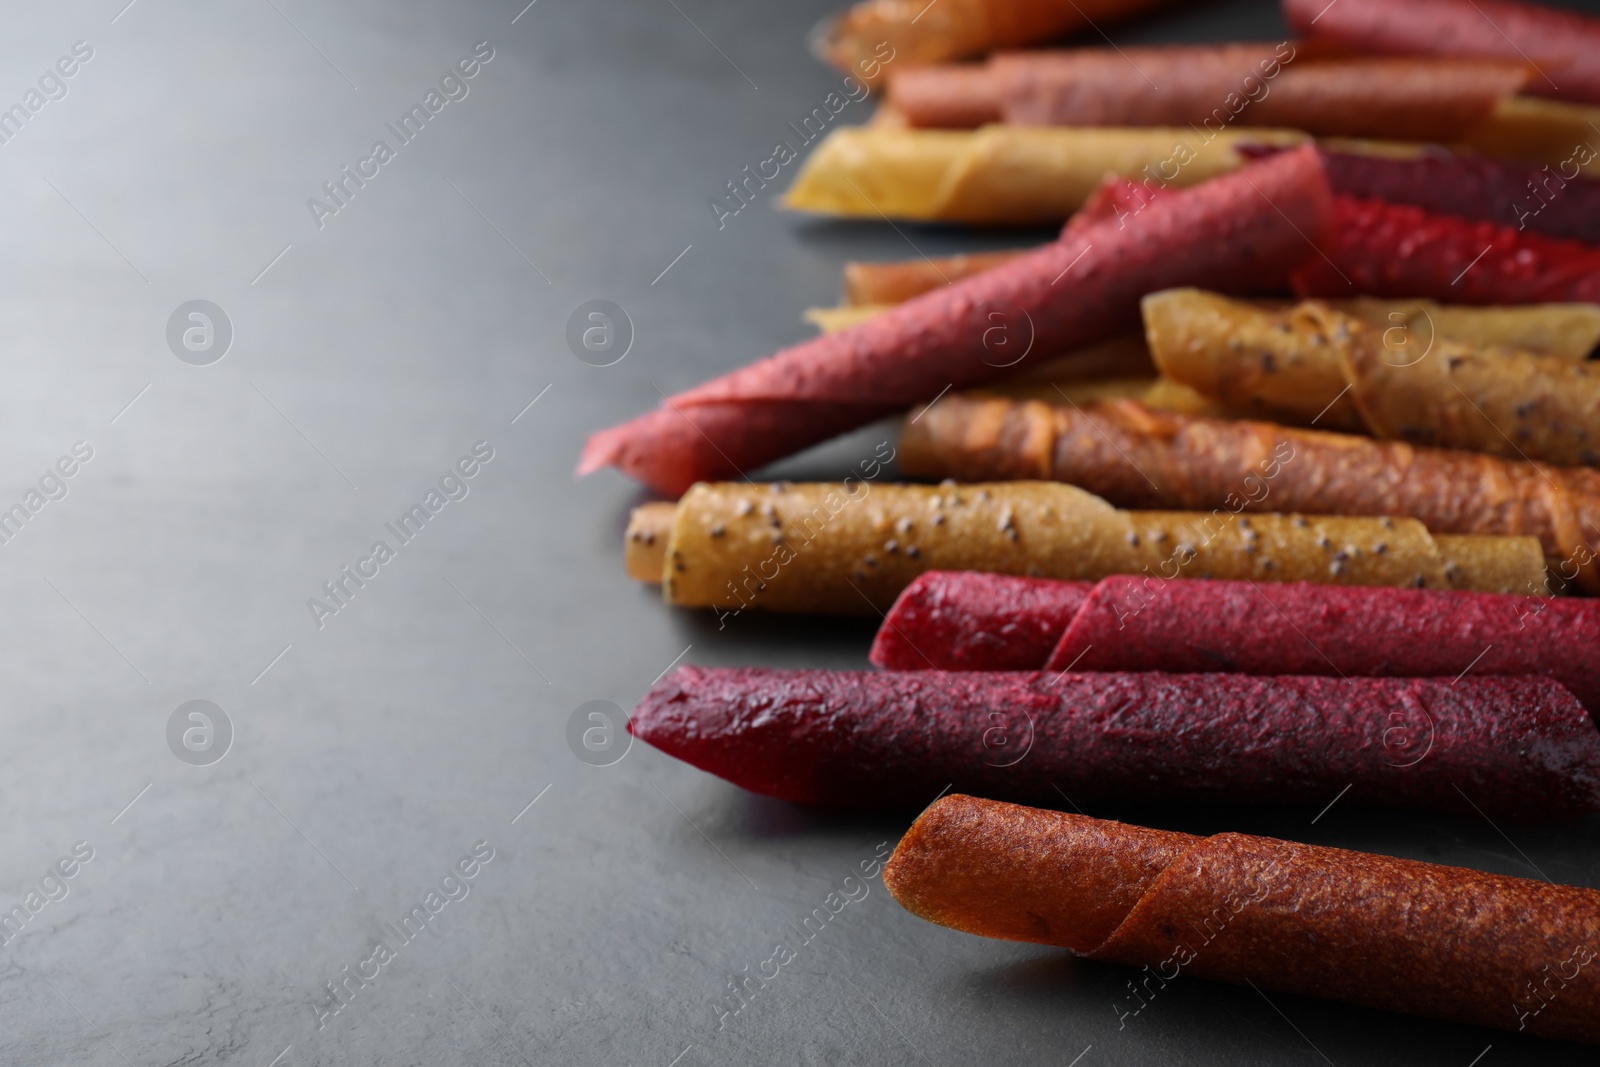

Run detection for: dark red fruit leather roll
[[886, 796, 1600, 1044], [631, 666, 1600, 820], [869, 571, 1092, 671], [1286, 0, 1600, 106], [578, 148, 1331, 497], [1292, 195, 1600, 305], [1241, 145, 1600, 244]]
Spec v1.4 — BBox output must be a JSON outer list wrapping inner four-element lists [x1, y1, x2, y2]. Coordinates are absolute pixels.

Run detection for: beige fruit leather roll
[[781, 125, 1308, 224], [625, 481, 1545, 615]]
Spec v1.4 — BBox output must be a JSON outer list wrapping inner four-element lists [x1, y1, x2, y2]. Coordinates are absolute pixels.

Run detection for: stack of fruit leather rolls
[[624, 481, 1545, 615]]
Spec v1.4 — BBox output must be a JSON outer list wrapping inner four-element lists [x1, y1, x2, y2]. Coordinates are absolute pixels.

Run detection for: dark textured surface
[[5, 0, 1600, 1064]]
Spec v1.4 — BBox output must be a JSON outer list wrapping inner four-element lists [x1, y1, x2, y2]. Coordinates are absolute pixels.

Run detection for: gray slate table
[[1, 0, 1598, 1063]]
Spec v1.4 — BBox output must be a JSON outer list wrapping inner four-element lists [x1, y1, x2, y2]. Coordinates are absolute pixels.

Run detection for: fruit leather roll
[[813, 0, 1177, 80], [887, 796, 1600, 1042], [1292, 195, 1600, 305], [623, 480, 1545, 615], [870, 571, 1600, 711], [890, 47, 1527, 141], [779, 124, 1307, 223], [838, 246, 1600, 360], [631, 667, 1600, 819], [1286, 0, 1600, 107], [899, 394, 1595, 590], [1457, 95, 1600, 178], [842, 249, 1025, 305], [579, 150, 1330, 498], [1143, 288, 1600, 466], [1244, 145, 1600, 243]]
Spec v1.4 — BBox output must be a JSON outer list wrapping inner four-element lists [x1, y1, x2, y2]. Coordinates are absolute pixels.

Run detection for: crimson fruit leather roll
[[887, 795, 1600, 1043], [1286, 0, 1600, 107], [1245, 145, 1600, 244], [577, 147, 1331, 497], [871, 571, 1600, 714], [1292, 195, 1600, 305], [630, 666, 1600, 820]]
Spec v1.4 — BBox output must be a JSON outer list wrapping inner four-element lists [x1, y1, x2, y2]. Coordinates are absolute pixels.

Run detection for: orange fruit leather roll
[[899, 393, 1600, 591], [885, 795, 1600, 1043], [813, 0, 1176, 79]]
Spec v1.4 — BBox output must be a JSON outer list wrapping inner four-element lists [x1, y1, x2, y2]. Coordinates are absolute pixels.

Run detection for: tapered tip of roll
[[629, 667, 702, 759], [882, 794, 969, 918], [628, 664, 741, 759]]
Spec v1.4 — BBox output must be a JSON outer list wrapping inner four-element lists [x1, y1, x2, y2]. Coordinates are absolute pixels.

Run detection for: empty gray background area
[[1, 0, 1598, 1063]]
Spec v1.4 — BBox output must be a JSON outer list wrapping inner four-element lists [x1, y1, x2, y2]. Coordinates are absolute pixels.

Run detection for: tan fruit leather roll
[[1457, 96, 1600, 178], [625, 481, 1544, 614], [781, 126, 1307, 223], [1145, 289, 1600, 466], [884, 796, 1600, 1044], [813, 0, 1176, 79], [899, 394, 1590, 591]]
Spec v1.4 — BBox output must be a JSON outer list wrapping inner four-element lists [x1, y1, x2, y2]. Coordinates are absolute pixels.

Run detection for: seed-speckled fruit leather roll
[[1144, 288, 1600, 467], [628, 481, 1543, 615], [870, 571, 1600, 712], [899, 394, 1590, 590], [890, 47, 1527, 140], [886, 796, 1600, 1043], [869, 571, 1093, 671], [631, 668, 1600, 820]]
